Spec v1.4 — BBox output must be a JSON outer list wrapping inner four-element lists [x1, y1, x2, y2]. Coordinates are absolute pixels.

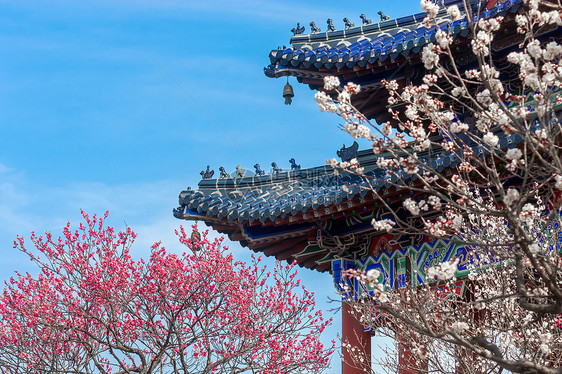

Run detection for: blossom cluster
[[317, 0, 562, 371], [0, 212, 334, 373]]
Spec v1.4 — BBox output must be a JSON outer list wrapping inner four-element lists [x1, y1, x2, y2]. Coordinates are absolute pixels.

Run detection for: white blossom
[[344, 123, 371, 139], [451, 321, 469, 333], [472, 30, 492, 56], [371, 219, 394, 232], [404, 198, 420, 215], [405, 105, 419, 120], [356, 124, 371, 138], [504, 188, 520, 207], [483, 132, 499, 147], [447, 5, 461, 21], [451, 214, 463, 230], [521, 203, 539, 222], [381, 122, 392, 137], [366, 269, 380, 283], [421, 0, 439, 18], [422, 44, 440, 70], [435, 29, 451, 49], [386, 80, 399, 91], [344, 82, 361, 93], [323, 76, 340, 90], [451, 86, 465, 97], [555, 175, 562, 190], [535, 129, 547, 140], [315, 91, 335, 112], [543, 41, 562, 60], [326, 158, 338, 168], [528, 243, 540, 254], [465, 69, 481, 79], [443, 111, 455, 122], [506, 148, 522, 161], [450, 121, 468, 133], [476, 89, 493, 106], [427, 259, 459, 280], [428, 195, 442, 210], [377, 157, 398, 169], [527, 40, 542, 59], [338, 90, 351, 103]]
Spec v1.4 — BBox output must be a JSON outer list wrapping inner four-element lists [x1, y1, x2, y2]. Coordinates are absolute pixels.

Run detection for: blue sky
[[0, 0, 421, 372]]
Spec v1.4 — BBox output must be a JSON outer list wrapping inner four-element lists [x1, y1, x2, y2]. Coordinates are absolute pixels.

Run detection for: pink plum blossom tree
[[0, 211, 334, 374], [315, 0, 562, 372]]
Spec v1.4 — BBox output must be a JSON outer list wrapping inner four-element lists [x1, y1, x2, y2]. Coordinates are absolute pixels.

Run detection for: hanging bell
[[283, 82, 294, 105]]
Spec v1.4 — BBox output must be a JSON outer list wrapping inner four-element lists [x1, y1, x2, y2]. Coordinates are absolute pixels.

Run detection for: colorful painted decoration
[[332, 238, 473, 299]]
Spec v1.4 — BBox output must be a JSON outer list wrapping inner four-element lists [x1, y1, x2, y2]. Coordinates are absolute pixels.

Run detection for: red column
[[485, 0, 498, 9], [342, 302, 371, 374], [398, 332, 428, 374]]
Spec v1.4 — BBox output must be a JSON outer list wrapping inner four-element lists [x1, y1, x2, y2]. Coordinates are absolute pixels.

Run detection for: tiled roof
[[264, 0, 522, 79], [174, 133, 522, 225]]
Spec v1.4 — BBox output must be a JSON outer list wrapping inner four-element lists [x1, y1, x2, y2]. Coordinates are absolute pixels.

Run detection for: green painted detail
[[316, 251, 341, 265], [294, 244, 325, 258]]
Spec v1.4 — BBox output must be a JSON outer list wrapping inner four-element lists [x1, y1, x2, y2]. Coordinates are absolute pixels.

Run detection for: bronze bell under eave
[[283, 81, 294, 105]]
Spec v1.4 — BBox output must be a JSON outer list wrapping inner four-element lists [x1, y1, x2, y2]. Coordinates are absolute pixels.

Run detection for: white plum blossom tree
[[315, 0, 562, 372]]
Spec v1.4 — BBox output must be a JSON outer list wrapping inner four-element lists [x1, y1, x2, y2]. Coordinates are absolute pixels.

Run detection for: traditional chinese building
[[174, 0, 558, 372]]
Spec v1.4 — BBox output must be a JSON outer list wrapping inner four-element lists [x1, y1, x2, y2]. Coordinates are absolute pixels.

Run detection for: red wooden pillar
[[485, 0, 498, 10], [342, 302, 371, 373], [397, 332, 428, 374]]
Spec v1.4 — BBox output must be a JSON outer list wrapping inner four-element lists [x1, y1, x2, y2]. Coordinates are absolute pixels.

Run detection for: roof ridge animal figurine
[[271, 162, 282, 174], [219, 166, 229, 179], [291, 23, 305, 35], [343, 17, 355, 30], [289, 158, 301, 170], [327, 18, 336, 32], [200, 165, 214, 179], [378, 11, 390, 21], [235, 164, 245, 179], [360, 14, 372, 25], [337, 141, 359, 162], [310, 21, 321, 34], [254, 163, 265, 176]]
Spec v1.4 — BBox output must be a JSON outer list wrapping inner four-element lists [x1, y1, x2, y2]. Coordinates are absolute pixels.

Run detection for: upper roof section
[[264, 0, 521, 78]]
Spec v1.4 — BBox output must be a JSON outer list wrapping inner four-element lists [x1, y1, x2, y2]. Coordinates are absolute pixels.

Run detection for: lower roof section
[[174, 132, 522, 271]]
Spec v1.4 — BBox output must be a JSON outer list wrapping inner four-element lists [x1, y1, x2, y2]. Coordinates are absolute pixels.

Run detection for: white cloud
[[0, 161, 194, 273], [0, 161, 13, 174]]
